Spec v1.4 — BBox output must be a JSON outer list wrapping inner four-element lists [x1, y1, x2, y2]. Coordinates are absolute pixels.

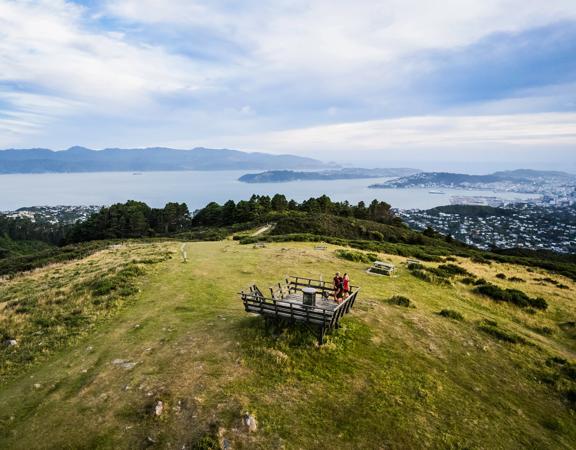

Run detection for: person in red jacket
[[343, 273, 350, 298]]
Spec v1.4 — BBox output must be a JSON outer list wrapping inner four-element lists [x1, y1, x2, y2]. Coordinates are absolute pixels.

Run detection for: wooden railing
[[287, 275, 359, 293], [240, 285, 360, 329]]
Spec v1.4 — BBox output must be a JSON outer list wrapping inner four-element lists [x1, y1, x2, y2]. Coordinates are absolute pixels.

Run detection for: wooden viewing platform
[[240, 276, 360, 344]]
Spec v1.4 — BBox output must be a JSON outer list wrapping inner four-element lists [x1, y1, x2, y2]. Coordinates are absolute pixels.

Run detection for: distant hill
[[369, 169, 576, 192], [0, 146, 329, 173], [239, 168, 421, 183]]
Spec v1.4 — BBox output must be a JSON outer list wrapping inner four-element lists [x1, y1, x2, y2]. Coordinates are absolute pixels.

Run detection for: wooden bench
[[240, 276, 360, 344]]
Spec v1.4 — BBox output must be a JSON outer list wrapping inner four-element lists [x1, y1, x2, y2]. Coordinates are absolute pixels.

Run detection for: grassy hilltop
[[1, 239, 575, 449]]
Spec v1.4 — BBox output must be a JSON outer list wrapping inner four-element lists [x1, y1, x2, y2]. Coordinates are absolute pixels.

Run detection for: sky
[[0, 0, 575, 171]]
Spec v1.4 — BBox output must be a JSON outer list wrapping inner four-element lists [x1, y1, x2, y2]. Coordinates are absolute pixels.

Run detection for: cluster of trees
[[3, 195, 399, 247], [65, 201, 191, 243], [192, 194, 401, 227], [0, 215, 66, 245]]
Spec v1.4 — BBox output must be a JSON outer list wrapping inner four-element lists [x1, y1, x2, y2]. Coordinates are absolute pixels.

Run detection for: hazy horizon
[[1, 145, 574, 175]]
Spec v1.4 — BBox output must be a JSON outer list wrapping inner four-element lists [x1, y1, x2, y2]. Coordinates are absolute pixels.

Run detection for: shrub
[[438, 309, 464, 321], [474, 278, 488, 286], [387, 295, 414, 308], [430, 263, 471, 278], [409, 269, 433, 283], [564, 389, 576, 407], [460, 277, 476, 285], [0, 241, 110, 276], [496, 273, 506, 279], [509, 276, 525, 283], [537, 277, 558, 285], [546, 356, 568, 366], [505, 288, 531, 308], [529, 297, 548, 310], [335, 249, 378, 264], [532, 326, 554, 336], [409, 267, 452, 286], [473, 283, 547, 310], [471, 255, 491, 265], [474, 283, 505, 300], [369, 230, 384, 241], [407, 261, 424, 270], [478, 320, 527, 344], [562, 364, 576, 381], [417, 253, 443, 262]]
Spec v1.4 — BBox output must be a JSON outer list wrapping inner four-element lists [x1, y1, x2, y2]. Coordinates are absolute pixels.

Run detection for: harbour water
[[0, 171, 537, 211]]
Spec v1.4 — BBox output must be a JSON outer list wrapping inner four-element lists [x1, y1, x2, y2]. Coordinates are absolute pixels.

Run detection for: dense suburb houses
[[398, 204, 576, 253]]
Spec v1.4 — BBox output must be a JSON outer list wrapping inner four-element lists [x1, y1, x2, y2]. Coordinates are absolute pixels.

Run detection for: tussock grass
[[0, 243, 172, 382]]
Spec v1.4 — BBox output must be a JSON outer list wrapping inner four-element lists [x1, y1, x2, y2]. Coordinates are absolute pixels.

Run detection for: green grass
[[0, 240, 575, 449]]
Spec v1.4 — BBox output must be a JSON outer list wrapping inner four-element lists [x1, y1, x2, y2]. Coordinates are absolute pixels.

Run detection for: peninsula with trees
[[238, 168, 421, 183]]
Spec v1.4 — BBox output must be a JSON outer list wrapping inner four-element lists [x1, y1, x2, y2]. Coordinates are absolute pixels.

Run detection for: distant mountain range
[[0, 146, 329, 173], [238, 168, 421, 183], [369, 169, 576, 192]]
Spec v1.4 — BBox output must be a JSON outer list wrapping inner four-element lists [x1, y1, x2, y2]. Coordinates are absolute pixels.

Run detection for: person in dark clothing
[[333, 272, 344, 302]]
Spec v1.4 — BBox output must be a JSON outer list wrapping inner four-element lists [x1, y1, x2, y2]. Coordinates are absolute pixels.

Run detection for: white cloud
[[0, 0, 218, 141], [187, 112, 576, 154], [0, 0, 575, 158], [105, 0, 576, 72]]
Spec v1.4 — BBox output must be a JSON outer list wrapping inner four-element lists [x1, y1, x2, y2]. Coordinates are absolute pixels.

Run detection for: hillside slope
[[0, 241, 575, 449], [0, 147, 328, 173]]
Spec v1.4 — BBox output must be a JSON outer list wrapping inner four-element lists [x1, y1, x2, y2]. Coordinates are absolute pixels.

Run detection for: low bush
[[496, 273, 506, 279], [438, 309, 464, 321], [530, 297, 548, 310], [546, 356, 568, 366], [473, 283, 548, 310], [416, 253, 444, 262], [478, 320, 527, 344], [471, 255, 491, 265], [175, 228, 229, 241], [335, 249, 378, 264], [428, 263, 471, 278], [409, 269, 433, 283], [540, 357, 576, 409], [535, 277, 558, 285], [509, 276, 525, 283], [387, 295, 414, 308], [409, 267, 451, 286], [0, 241, 110, 276]]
